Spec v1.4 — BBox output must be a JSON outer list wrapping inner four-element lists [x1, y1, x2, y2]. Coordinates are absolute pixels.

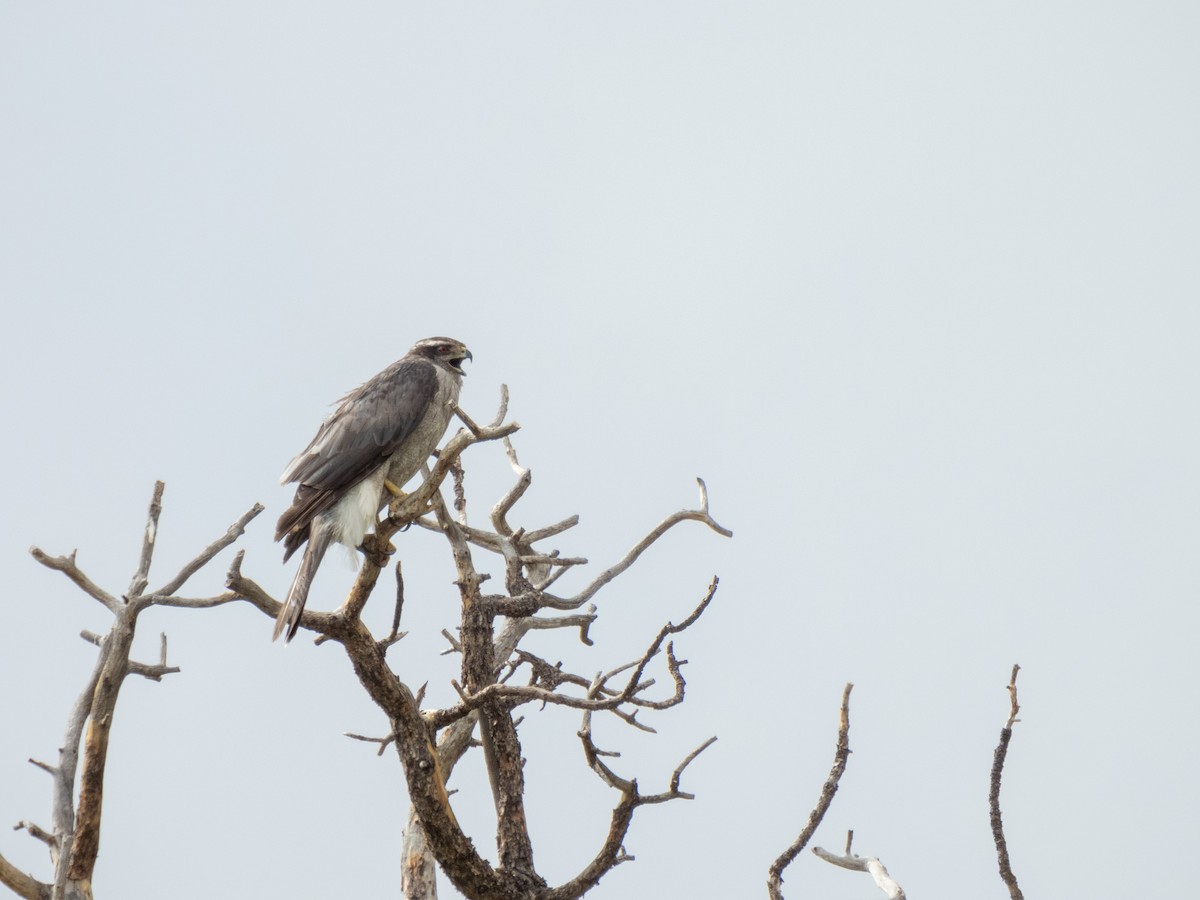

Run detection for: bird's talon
[[358, 535, 396, 564], [383, 480, 406, 499]]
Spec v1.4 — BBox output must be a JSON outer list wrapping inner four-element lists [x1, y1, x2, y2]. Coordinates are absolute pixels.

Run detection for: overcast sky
[[2, 4, 1198, 898]]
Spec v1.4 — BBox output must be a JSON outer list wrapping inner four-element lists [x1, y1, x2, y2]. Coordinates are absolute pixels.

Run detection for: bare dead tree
[[1, 482, 262, 900], [4, 388, 732, 900], [990, 664, 1025, 900], [4, 383, 1031, 900]]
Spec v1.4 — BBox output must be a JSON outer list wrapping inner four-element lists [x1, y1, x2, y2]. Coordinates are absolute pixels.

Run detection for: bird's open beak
[[452, 349, 473, 374]]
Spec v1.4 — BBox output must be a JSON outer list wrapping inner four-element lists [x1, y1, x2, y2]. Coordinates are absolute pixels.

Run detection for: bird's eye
[[438, 345, 452, 354]]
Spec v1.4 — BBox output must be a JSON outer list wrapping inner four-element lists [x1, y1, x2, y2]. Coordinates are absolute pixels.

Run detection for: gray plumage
[[273, 336, 471, 642]]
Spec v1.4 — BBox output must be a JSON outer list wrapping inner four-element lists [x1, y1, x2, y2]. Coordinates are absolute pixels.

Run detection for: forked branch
[[8, 482, 263, 900]]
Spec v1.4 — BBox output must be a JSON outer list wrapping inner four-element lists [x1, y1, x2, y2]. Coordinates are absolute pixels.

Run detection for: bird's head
[[413, 336, 473, 375]]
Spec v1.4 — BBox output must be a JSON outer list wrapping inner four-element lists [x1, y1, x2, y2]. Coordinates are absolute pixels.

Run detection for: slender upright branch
[[767, 683, 853, 899], [990, 664, 1025, 900], [127, 480, 164, 599]]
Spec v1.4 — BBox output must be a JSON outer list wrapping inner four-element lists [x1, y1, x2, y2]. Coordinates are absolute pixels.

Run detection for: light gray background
[[2, 4, 1197, 897]]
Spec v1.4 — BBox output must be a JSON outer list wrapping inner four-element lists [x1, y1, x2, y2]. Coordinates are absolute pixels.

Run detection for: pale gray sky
[[2, 4, 1197, 898]]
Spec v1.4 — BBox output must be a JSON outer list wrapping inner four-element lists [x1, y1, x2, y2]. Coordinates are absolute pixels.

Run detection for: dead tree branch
[[148, 502, 265, 598], [537, 583, 723, 896], [552, 716, 715, 900], [126, 480, 163, 599], [990, 664, 1025, 900], [434, 578, 719, 727], [812, 836, 906, 900], [556, 478, 731, 612], [26, 550, 121, 614], [0, 852, 47, 900], [768, 682, 854, 899]]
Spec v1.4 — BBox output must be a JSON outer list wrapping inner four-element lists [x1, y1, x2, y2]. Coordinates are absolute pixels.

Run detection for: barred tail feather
[[274, 526, 333, 642]]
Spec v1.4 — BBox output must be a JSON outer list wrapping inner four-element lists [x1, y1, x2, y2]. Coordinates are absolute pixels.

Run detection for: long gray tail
[[274, 526, 333, 642]]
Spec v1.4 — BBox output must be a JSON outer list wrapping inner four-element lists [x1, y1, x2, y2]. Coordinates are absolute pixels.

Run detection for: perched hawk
[[273, 336, 472, 642]]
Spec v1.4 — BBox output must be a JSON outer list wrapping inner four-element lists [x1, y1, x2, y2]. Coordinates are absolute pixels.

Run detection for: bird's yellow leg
[[384, 479, 419, 520], [384, 478, 436, 521]]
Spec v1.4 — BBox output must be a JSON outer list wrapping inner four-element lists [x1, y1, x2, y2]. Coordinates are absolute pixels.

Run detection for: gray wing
[[275, 356, 439, 554]]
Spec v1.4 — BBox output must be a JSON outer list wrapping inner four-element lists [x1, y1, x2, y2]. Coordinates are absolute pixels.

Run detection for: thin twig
[[345, 732, 397, 757], [668, 736, 718, 796], [563, 479, 731, 609], [14, 821, 55, 849], [149, 502, 264, 598], [28, 549, 121, 613], [390, 561, 405, 639], [79, 630, 180, 681], [434, 579, 719, 725]]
